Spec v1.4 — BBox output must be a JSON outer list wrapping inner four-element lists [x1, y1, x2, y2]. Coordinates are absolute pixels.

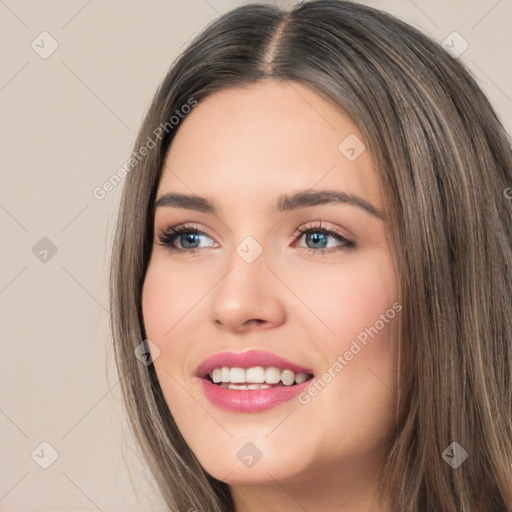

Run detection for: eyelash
[[156, 221, 355, 256]]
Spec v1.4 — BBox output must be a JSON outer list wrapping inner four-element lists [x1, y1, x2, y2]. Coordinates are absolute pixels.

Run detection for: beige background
[[1, 0, 511, 510]]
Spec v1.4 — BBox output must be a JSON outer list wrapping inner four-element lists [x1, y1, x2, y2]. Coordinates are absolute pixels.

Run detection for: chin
[[195, 442, 313, 485]]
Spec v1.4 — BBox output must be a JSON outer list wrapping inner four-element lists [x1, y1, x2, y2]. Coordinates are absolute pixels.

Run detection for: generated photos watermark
[[298, 301, 402, 405], [93, 97, 197, 200]]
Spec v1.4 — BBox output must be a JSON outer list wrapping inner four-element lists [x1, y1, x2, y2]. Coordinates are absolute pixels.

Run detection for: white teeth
[[281, 369, 295, 386], [246, 366, 265, 383], [208, 366, 312, 386], [294, 372, 309, 384], [230, 367, 246, 383], [265, 367, 281, 384], [220, 383, 272, 390], [228, 384, 247, 390]]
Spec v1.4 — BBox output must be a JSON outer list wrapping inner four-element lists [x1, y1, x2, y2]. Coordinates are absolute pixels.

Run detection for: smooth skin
[[142, 80, 399, 512]]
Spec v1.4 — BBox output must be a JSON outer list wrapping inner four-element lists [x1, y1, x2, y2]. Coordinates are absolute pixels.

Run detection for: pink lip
[[199, 378, 314, 413], [195, 349, 314, 378], [195, 350, 315, 413]]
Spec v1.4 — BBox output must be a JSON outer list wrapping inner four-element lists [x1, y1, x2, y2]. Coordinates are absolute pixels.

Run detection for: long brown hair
[[109, 1, 512, 510]]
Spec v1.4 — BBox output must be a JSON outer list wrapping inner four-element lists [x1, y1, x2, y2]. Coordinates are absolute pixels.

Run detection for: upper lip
[[196, 350, 314, 378]]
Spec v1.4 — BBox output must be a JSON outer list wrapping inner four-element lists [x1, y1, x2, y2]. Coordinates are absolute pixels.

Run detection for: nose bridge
[[234, 233, 266, 266], [219, 233, 270, 302], [209, 231, 286, 331]]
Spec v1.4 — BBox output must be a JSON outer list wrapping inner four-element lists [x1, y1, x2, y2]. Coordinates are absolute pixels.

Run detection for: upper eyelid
[[294, 221, 350, 237]]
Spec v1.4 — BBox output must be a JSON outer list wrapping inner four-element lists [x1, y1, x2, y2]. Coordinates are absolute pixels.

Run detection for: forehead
[[158, 80, 381, 211]]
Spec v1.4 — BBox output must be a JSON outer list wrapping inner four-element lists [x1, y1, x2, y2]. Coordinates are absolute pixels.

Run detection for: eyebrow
[[153, 189, 383, 219]]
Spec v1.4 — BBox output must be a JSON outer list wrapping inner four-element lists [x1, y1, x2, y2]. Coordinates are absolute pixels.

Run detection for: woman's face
[[142, 80, 400, 505]]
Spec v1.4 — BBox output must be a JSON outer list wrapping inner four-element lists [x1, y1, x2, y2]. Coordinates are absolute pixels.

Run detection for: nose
[[209, 247, 286, 333]]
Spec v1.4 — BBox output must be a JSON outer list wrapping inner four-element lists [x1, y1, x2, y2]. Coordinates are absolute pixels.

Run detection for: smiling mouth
[[198, 361, 316, 412]]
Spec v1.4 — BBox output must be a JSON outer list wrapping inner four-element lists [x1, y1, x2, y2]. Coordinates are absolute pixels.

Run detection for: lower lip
[[199, 378, 314, 413]]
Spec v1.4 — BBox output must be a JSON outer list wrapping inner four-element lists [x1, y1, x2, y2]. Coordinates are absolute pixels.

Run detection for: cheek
[[141, 260, 202, 338], [141, 274, 166, 336], [142, 259, 216, 396], [141, 263, 194, 408], [295, 257, 399, 454], [287, 250, 399, 413], [342, 267, 398, 343], [288, 251, 398, 343]]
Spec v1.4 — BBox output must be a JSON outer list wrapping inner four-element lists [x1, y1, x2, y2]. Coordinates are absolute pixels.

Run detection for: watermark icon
[[134, 338, 161, 366], [441, 31, 469, 59], [298, 301, 402, 404], [442, 442, 468, 468], [338, 134, 366, 161], [32, 237, 58, 263], [31, 441, 59, 469], [236, 236, 263, 264], [31, 31, 59, 59], [93, 97, 197, 200], [504, 187, 512, 200], [237, 442, 263, 468]]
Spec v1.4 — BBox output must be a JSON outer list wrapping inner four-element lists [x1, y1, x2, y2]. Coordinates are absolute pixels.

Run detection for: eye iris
[[307, 232, 327, 249], [181, 232, 200, 248]]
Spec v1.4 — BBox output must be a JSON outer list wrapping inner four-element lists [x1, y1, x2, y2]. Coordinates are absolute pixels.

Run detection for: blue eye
[[157, 221, 355, 255], [292, 222, 355, 254], [157, 225, 214, 252]]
